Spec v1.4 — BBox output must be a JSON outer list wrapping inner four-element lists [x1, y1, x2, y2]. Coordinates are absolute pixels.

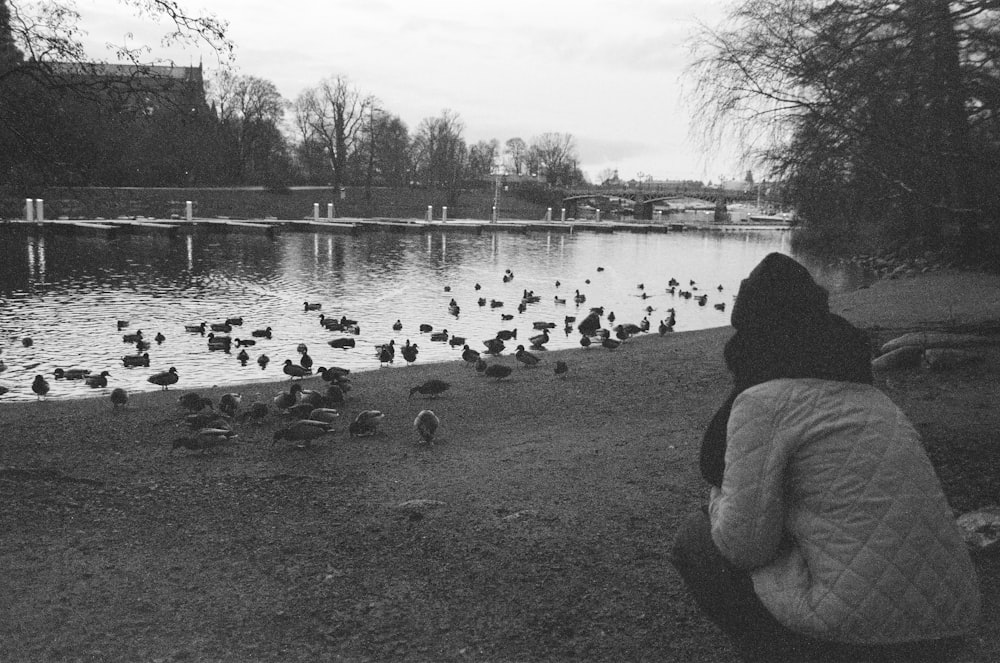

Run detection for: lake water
[[0, 225, 868, 402]]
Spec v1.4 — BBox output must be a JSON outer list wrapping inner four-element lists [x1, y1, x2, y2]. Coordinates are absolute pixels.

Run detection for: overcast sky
[[75, 0, 737, 183]]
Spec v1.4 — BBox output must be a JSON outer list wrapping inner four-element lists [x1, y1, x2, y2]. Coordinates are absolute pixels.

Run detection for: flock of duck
[[1, 265, 730, 453]]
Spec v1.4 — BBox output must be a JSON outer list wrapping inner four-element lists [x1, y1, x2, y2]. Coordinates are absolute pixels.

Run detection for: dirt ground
[[2, 270, 999, 662]]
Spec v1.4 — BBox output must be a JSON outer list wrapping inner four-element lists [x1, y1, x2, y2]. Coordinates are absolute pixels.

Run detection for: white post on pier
[[442, 206, 448, 222], [313, 203, 320, 222], [327, 203, 334, 220], [35, 198, 44, 222], [492, 205, 497, 223], [426, 206, 433, 222], [560, 207, 566, 222], [546, 207, 552, 222], [25, 198, 34, 222], [185, 201, 193, 222], [596, 209, 601, 223]]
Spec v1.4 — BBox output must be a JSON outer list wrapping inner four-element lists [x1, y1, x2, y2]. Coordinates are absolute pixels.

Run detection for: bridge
[[562, 187, 762, 220]]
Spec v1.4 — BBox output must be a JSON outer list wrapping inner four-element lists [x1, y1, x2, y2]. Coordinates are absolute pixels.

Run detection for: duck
[[448, 335, 466, 348], [529, 328, 549, 348], [122, 352, 150, 367], [607, 311, 616, 324], [401, 342, 419, 366], [117, 320, 130, 330], [257, 354, 270, 369], [414, 410, 440, 445], [349, 410, 385, 437], [392, 319, 403, 331], [554, 360, 568, 379], [237, 402, 269, 424], [484, 364, 512, 380], [219, 393, 242, 418], [179, 392, 214, 412], [317, 366, 351, 383], [300, 351, 314, 371], [495, 329, 517, 341], [85, 371, 111, 388], [285, 402, 316, 419], [377, 345, 394, 366], [54, 367, 91, 380], [489, 299, 504, 308], [32, 374, 50, 400], [478, 298, 487, 307], [639, 317, 651, 332], [185, 411, 231, 430], [579, 335, 592, 349], [251, 326, 272, 338], [418, 323, 433, 333], [554, 296, 567, 304], [21, 337, 33, 347], [304, 301, 322, 311], [308, 408, 340, 424], [515, 345, 540, 368], [714, 302, 726, 311], [483, 338, 505, 355], [325, 384, 346, 405], [122, 330, 143, 343], [409, 379, 450, 399], [172, 428, 238, 454], [328, 337, 356, 349], [234, 338, 256, 347], [319, 314, 343, 331], [148, 367, 179, 390], [297, 387, 327, 408], [207, 335, 231, 352], [225, 317, 244, 327], [209, 322, 232, 333], [110, 387, 128, 408], [154, 332, 166, 344], [135, 339, 152, 352], [283, 359, 311, 380], [448, 302, 460, 316], [573, 290, 586, 304], [577, 311, 601, 336], [500, 313, 514, 321], [658, 319, 674, 335], [430, 329, 449, 342], [185, 322, 206, 334], [602, 337, 622, 351], [462, 345, 481, 367], [236, 349, 250, 365], [0, 385, 9, 397], [274, 419, 335, 448], [273, 383, 303, 411]]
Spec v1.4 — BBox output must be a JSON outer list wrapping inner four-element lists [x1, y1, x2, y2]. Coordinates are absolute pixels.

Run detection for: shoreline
[[3, 269, 999, 662]]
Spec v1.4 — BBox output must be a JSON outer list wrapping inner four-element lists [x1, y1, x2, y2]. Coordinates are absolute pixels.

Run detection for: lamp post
[[365, 102, 381, 203]]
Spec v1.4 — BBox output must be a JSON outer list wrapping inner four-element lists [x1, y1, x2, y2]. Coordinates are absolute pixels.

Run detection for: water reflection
[[0, 226, 868, 402]]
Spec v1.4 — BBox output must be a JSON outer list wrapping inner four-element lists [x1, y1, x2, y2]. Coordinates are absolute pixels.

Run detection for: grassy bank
[[2, 271, 999, 662]]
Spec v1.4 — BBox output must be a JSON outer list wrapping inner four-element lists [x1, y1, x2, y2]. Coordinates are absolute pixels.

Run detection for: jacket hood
[[731, 253, 829, 331]]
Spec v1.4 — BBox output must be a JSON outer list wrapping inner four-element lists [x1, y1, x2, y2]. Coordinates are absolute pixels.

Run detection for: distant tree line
[[690, 0, 1000, 262], [0, 0, 587, 197]]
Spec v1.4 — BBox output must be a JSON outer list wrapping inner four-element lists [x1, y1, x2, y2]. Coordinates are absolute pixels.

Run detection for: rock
[[880, 332, 998, 355], [922, 348, 983, 371], [956, 506, 1000, 553], [871, 345, 923, 372]]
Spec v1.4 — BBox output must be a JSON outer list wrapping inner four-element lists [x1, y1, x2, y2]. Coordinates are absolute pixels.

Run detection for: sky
[[73, 0, 740, 184]]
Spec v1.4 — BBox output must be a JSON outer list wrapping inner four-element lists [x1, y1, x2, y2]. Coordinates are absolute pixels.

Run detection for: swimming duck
[[122, 352, 150, 367], [54, 367, 91, 380], [122, 330, 143, 343], [419, 323, 433, 333], [515, 345, 540, 368], [483, 338, 505, 355], [554, 360, 568, 379], [478, 298, 487, 307], [658, 319, 674, 335], [607, 311, 616, 324], [32, 374, 50, 400], [430, 329, 449, 342], [448, 335, 466, 348], [185, 322, 206, 334], [554, 296, 567, 304], [172, 428, 238, 454], [225, 317, 244, 327], [448, 303, 460, 316], [639, 317, 651, 332], [209, 322, 232, 333], [490, 299, 504, 308], [377, 345, 394, 367], [714, 302, 726, 311], [573, 290, 586, 304], [85, 371, 111, 388], [328, 337, 356, 349], [135, 339, 152, 352], [207, 334, 231, 352], [110, 387, 128, 408], [409, 379, 450, 399], [414, 409, 440, 445], [219, 393, 241, 418], [304, 301, 322, 311], [235, 338, 256, 347], [500, 313, 514, 321], [153, 332, 165, 344], [484, 364, 512, 380], [22, 337, 33, 347], [251, 326, 272, 338], [0, 385, 8, 397], [274, 419, 335, 448], [148, 367, 179, 390], [179, 392, 214, 412], [236, 348, 250, 365], [319, 314, 343, 331], [300, 351, 314, 371], [529, 328, 549, 348], [257, 354, 270, 369], [117, 320, 129, 330], [495, 329, 517, 341], [392, 319, 403, 331], [283, 359, 311, 380], [349, 410, 385, 437]]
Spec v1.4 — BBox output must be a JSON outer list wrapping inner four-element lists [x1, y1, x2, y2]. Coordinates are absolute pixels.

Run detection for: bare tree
[[504, 137, 527, 175], [411, 109, 467, 200], [531, 132, 578, 184], [467, 139, 499, 179], [293, 75, 369, 192], [209, 71, 287, 183]]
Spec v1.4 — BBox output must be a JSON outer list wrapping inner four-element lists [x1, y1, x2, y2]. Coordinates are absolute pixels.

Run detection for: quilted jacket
[[709, 378, 981, 644]]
